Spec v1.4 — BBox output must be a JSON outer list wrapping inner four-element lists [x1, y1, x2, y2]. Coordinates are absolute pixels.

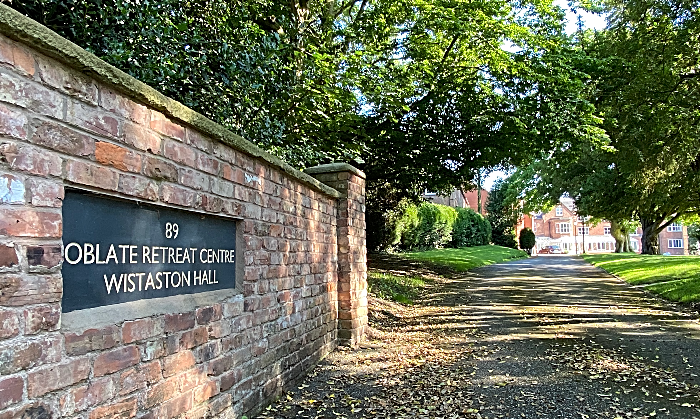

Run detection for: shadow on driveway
[[257, 255, 700, 419]]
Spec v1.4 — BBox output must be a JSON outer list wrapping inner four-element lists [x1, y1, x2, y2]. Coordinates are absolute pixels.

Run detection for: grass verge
[[367, 272, 427, 304], [582, 253, 700, 303], [403, 245, 528, 272]]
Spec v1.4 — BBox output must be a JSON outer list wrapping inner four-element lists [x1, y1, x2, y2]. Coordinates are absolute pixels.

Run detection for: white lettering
[[83, 243, 95, 264], [64, 242, 82, 264], [142, 246, 151, 263], [129, 246, 138, 264], [95, 244, 107, 264], [105, 244, 118, 264], [145, 272, 156, 290], [118, 244, 130, 263], [103, 273, 123, 294], [127, 273, 136, 292], [136, 272, 145, 291], [155, 272, 163, 289], [171, 271, 181, 287]]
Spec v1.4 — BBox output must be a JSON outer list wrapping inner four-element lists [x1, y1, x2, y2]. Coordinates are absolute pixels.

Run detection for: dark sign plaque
[[61, 190, 237, 313]]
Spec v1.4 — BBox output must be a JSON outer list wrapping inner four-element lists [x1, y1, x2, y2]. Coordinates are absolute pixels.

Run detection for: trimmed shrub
[[451, 208, 492, 247], [400, 202, 457, 249], [392, 200, 420, 249], [371, 200, 491, 252], [519, 227, 536, 255]]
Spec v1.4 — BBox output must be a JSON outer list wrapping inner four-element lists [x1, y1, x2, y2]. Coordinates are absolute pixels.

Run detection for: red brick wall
[[0, 20, 364, 419], [308, 168, 367, 346], [659, 227, 689, 255]]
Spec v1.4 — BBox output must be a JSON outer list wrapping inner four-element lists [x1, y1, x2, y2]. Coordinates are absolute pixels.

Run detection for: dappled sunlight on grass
[[583, 253, 700, 302], [647, 278, 700, 303], [403, 245, 527, 272], [367, 271, 428, 304]]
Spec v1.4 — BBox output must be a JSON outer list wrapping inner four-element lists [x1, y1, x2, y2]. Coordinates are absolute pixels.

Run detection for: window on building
[[556, 206, 563, 216], [668, 239, 683, 248], [556, 223, 570, 233], [604, 227, 611, 235], [631, 241, 638, 250], [667, 222, 682, 232], [577, 226, 590, 235]]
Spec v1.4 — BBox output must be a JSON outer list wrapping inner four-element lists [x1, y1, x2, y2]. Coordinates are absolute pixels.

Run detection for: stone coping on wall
[[0, 4, 342, 199], [304, 163, 366, 179]]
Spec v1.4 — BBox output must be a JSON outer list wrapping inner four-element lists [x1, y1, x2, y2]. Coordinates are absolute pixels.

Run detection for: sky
[[481, 3, 607, 191]]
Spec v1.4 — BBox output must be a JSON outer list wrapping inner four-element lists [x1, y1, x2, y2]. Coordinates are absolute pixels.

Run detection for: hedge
[[377, 200, 491, 251], [451, 207, 492, 247]]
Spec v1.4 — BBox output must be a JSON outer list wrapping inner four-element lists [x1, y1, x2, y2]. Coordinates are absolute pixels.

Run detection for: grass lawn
[[403, 245, 528, 272], [582, 253, 700, 303], [368, 245, 527, 304], [367, 272, 427, 304]]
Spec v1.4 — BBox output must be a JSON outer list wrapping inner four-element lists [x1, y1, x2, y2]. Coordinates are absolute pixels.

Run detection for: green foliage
[[10, 0, 601, 200], [584, 253, 700, 302], [367, 198, 419, 252], [415, 203, 458, 249], [10, 0, 296, 152], [404, 245, 527, 272], [398, 202, 457, 250], [372, 199, 493, 252], [451, 208, 492, 248], [689, 223, 700, 254], [367, 272, 427, 304], [518, 228, 536, 253], [487, 178, 519, 249], [514, 0, 700, 254], [12, 1, 611, 253]]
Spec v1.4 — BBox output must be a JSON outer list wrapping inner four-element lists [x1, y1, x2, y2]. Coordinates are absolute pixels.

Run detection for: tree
[[689, 223, 700, 254], [510, 0, 700, 254], [487, 178, 519, 249], [519, 228, 536, 255], [11, 1, 611, 251], [610, 220, 633, 253], [588, 0, 700, 254]]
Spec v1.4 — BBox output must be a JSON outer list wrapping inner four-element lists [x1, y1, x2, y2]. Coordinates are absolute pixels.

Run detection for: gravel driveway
[[256, 255, 700, 419]]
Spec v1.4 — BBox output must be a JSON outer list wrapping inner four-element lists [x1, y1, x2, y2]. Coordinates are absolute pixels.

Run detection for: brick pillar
[[306, 163, 367, 347]]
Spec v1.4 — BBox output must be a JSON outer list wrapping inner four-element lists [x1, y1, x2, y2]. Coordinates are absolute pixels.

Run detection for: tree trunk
[[622, 234, 631, 252], [611, 220, 633, 253], [641, 217, 661, 255], [477, 171, 482, 215], [610, 220, 626, 253]]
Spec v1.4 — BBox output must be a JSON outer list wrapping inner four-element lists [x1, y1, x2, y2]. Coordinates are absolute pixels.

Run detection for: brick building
[[526, 198, 616, 254], [632, 222, 690, 256], [423, 188, 489, 215], [519, 197, 689, 255]]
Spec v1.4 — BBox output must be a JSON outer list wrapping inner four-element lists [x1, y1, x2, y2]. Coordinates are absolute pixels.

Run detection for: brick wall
[[0, 7, 366, 419], [307, 165, 368, 347]]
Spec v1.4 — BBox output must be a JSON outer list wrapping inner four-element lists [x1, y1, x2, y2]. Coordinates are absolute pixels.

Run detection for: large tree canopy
[[11, 0, 619, 254], [10, 1, 597, 184], [509, 0, 700, 254]]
